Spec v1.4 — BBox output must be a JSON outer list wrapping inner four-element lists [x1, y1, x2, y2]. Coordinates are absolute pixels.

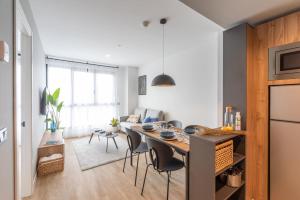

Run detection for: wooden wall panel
[[247, 11, 300, 200]]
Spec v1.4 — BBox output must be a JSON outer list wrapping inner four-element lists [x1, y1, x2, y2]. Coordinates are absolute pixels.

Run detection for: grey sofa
[[120, 108, 164, 132]]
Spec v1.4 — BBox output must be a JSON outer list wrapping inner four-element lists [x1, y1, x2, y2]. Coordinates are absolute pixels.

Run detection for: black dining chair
[[167, 120, 186, 164], [167, 120, 183, 129], [141, 138, 185, 200], [123, 128, 148, 186]]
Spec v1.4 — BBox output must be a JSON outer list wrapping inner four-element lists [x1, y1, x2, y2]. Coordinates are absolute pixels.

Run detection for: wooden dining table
[[131, 125, 190, 200]]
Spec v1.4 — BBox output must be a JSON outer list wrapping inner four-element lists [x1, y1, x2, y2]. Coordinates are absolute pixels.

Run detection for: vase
[[50, 121, 57, 133]]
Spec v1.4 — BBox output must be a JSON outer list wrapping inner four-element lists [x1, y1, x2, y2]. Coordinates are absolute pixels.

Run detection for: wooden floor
[[26, 136, 185, 200]]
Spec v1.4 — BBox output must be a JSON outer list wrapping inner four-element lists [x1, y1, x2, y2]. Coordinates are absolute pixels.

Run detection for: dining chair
[[123, 128, 148, 186], [167, 120, 182, 129], [141, 137, 184, 200], [167, 120, 186, 164]]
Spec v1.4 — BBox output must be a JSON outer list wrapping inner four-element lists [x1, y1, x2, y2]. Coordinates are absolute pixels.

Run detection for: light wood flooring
[[26, 136, 185, 200]]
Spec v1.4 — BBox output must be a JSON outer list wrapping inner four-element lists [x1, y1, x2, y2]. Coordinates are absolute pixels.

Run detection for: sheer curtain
[[47, 59, 119, 138]]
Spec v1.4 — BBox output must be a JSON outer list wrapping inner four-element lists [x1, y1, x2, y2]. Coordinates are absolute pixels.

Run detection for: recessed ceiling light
[[105, 54, 111, 58]]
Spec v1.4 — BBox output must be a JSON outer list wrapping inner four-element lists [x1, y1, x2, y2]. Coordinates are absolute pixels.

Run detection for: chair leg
[[167, 172, 170, 200], [141, 164, 151, 195], [134, 153, 140, 186], [97, 135, 101, 142], [123, 148, 129, 172], [130, 152, 133, 166], [144, 152, 148, 165]]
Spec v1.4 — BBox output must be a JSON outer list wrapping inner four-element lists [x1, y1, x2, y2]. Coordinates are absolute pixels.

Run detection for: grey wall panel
[[223, 24, 247, 129], [0, 0, 15, 199]]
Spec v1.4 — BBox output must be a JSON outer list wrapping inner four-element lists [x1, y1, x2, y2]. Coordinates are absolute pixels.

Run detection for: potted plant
[[45, 88, 64, 133], [110, 118, 120, 133]]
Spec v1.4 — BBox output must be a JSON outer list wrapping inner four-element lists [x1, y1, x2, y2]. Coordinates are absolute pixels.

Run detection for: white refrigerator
[[270, 85, 300, 200]]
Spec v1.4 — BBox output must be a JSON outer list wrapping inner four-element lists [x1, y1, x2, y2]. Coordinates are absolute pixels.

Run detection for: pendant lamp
[[151, 18, 176, 86]]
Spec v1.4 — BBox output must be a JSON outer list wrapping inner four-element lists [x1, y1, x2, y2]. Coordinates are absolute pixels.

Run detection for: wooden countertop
[[131, 125, 246, 153], [39, 130, 64, 148], [268, 79, 300, 86], [131, 125, 190, 153]]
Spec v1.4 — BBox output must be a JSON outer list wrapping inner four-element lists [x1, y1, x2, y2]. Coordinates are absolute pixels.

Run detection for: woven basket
[[38, 157, 64, 176], [215, 140, 233, 173]]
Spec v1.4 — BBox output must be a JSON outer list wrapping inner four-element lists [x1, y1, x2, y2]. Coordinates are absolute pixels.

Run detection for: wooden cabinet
[[37, 130, 65, 176]]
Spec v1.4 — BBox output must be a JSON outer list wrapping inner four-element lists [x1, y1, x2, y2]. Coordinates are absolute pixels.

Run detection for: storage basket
[[215, 140, 233, 173], [38, 157, 64, 176]]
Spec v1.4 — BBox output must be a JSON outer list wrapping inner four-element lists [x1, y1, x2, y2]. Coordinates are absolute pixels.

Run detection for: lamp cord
[[162, 23, 165, 74]]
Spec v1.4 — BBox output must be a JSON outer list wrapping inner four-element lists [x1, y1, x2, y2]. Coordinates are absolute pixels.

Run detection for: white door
[[20, 33, 33, 198], [15, 1, 33, 199]]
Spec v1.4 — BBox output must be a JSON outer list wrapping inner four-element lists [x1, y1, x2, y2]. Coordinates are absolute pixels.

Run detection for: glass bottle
[[224, 106, 233, 127]]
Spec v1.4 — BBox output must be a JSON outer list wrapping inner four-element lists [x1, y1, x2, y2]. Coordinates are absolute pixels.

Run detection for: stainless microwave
[[269, 41, 300, 80]]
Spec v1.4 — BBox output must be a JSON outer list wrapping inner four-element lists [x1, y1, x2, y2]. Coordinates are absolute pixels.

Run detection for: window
[[47, 64, 118, 138]]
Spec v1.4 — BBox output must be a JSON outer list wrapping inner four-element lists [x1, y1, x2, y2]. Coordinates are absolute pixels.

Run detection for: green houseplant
[[45, 88, 64, 133], [110, 118, 119, 132]]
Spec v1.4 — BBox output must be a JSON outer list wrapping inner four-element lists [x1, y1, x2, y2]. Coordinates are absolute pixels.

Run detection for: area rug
[[72, 135, 129, 171]]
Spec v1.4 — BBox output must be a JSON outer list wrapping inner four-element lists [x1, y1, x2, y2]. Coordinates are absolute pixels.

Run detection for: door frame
[[14, 0, 33, 199]]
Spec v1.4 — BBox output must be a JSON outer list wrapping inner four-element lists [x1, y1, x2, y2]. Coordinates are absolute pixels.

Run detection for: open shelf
[[216, 181, 245, 200], [216, 153, 245, 176], [190, 133, 245, 200]]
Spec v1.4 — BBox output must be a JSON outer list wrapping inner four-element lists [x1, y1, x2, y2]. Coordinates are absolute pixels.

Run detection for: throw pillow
[[150, 118, 159, 122], [126, 114, 140, 123], [143, 117, 152, 123]]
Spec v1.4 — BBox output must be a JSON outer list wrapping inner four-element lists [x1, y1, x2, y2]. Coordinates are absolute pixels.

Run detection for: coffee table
[[88, 128, 119, 152], [89, 129, 105, 144], [102, 132, 119, 152]]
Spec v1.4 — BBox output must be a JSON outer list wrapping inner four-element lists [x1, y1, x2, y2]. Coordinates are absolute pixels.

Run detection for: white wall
[[117, 66, 138, 116], [139, 33, 220, 128], [217, 32, 223, 126], [127, 67, 139, 115]]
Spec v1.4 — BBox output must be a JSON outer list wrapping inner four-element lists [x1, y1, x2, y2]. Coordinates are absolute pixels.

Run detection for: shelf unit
[[189, 133, 246, 200]]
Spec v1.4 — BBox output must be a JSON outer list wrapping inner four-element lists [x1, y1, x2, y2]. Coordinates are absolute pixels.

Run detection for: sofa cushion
[[120, 122, 136, 132], [134, 108, 147, 122], [143, 117, 152, 123], [126, 114, 140, 123], [145, 109, 164, 121]]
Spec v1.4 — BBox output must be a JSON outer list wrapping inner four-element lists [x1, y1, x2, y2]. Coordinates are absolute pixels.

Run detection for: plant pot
[[111, 126, 119, 133]]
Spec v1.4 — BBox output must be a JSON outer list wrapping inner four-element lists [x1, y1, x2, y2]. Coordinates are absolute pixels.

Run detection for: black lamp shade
[[151, 74, 176, 86]]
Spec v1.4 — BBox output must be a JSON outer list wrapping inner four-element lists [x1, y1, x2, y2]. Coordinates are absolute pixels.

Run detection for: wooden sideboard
[[37, 130, 65, 176]]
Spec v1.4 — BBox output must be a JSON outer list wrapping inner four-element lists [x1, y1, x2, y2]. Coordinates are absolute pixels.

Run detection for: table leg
[[185, 152, 190, 200], [112, 137, 118, 149], [89, 133, 94, 144], [106, 138, 109, 152]]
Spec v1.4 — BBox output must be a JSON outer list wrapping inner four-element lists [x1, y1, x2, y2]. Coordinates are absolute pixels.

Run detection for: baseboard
[[32, 172, 37, 193]]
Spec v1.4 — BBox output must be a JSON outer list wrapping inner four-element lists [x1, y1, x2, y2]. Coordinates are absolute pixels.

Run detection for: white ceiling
[[28, 0, 222, 67], [181, 0, 300, 28]]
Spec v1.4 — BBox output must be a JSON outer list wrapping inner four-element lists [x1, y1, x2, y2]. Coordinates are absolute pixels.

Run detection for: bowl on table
[[142, 124, 154, 131], [160, 131, 176, 139], [184, 127, 197, 135]]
